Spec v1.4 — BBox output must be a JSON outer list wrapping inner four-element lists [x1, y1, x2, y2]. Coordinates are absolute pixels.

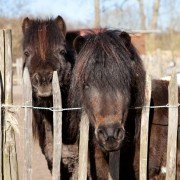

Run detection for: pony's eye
[[59, 50, 66, 56], [24, 51, 30, 57]]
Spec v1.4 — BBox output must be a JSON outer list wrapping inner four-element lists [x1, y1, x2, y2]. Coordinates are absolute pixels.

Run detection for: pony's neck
[[61, 83, 70, 108], [33, 95, 53, 107]]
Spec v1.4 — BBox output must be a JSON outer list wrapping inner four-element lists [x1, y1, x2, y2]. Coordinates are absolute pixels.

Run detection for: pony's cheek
[[90, 115, 105, 129]]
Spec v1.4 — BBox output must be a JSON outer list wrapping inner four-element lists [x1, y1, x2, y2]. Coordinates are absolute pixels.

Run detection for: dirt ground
[[14, 84, 51, 180]]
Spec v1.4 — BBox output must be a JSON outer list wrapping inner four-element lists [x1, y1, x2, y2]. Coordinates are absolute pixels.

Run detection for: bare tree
[[138, 0, 146, 29], [94, 0, 100, 28], [151, 0, 160, 29]]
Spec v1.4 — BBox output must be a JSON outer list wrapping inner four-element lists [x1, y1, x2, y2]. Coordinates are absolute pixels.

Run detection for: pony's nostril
[[114, 128, 121, 139], [115, 127, 125, 141], [98, 128, 108, 141], [97, 124, 124, 142], [32, 73, 40, 84]]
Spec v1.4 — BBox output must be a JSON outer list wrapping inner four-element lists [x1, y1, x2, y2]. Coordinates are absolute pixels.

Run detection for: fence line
[[0, 28, 179, 180], [0, 104, 179, 112], [0, 104, 82, 111], [0, 69, 180, 180]]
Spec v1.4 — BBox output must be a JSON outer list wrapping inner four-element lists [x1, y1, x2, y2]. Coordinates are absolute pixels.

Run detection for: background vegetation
[[0, 0, 179, 78]]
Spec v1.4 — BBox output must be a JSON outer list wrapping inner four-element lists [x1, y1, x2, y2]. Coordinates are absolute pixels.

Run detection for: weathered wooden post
[[0, 29, 4, 180], [16, 58, 23, 85], [166, 73, 178, 180], [13, 58, 23, 85], [23, 68, 33, 180], [139, 75, 151, 180], [1, 29, 19, 180], [0, 74, 2, 180], [4, 29, 19, 180], [78, 112, 89, 180], [52, 71, 62, 180], [0, 30, 5, 86]]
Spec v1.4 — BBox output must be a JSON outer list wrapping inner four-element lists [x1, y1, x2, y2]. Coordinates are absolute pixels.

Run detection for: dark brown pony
[[22, 16, 78, 179], [69, 29, 180, 179]]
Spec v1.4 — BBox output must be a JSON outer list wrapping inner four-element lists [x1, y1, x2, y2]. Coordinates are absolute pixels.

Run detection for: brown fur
[[38, 25, 47, 60]]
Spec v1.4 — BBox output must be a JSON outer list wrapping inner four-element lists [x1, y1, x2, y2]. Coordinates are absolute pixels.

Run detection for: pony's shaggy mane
[[68, 29, 146, 140]]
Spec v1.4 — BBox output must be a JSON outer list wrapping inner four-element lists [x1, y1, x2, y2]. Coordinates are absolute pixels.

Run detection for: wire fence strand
[[1, 103, 180, 112], [1, 104, 82, 111]]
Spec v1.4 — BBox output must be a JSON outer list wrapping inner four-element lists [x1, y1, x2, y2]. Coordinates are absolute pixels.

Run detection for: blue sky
[[27, 0, 94, 20], [1, 0, 180, 30]]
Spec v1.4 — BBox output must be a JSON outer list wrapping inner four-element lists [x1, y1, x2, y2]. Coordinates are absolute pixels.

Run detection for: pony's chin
[[37, 91, 52, 97], [32, 85, 53, 98], [98, 141, 122, 152], [34, 89, 52, 97]]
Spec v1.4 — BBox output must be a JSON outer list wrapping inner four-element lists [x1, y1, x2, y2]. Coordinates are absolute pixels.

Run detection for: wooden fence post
[[52, 71, 62, 180], [0, 29, 4, 180], [0, 30, 4, 89], [78, 112, 89, 180], [23, 68, 33, 180], [3, 29, 19, 180], [16, 58, 23, 84], [0, 75, 2, 180], [13, 58, 23, 85], [166, 73, 178, 180], [139, 74, 152, 180], [108, 150, 120, 180]]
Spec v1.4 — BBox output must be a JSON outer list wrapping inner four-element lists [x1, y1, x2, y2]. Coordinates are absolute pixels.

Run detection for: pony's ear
[[119, 31, 131, 48], [73, 36, 86, 54], [120, 31, 136, 60], [22, 17, 32, 34], [66, 31, 80, 49], [55, 16, 66, 36]]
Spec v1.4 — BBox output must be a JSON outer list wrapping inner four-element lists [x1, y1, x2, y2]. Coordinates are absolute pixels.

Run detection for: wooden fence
[[0, 29, 179, 180], [0, 29, 18, 180], [13, 57, 23, 85]]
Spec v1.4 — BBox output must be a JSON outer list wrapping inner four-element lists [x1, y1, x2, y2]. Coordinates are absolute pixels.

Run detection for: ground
[[14, 84, 51, 180]]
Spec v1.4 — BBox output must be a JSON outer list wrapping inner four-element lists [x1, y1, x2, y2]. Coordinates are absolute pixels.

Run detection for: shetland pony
[[69, 30, 179, 179], [22, 16, 78, 179]]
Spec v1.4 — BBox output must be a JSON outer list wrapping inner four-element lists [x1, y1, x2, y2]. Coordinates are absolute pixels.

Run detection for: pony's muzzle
[[31, 72, 53, 97], [97, 123, 124, 151], [32, 72, 53, 84]]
